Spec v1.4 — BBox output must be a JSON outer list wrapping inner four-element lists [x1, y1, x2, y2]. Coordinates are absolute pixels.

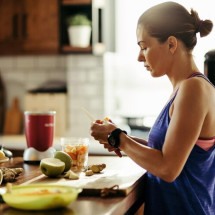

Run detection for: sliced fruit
[[63, 144, 88, 169], [54, 151, 72, 172], [64, 170, 79, 180], [40, 158, 65, 177], [0, 150, 5, 159]]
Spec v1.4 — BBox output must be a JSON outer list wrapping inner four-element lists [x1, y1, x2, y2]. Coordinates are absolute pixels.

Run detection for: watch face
[[108, 135, 116, 147], [108, 135, 119, 148], [108, 128, 125, 149]]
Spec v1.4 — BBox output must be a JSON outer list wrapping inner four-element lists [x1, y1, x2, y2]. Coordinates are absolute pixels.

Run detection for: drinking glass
[[61, 137, 89, 171]]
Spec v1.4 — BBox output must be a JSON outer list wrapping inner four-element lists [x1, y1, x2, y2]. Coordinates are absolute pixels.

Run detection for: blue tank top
[[144, 73, 215, 215]]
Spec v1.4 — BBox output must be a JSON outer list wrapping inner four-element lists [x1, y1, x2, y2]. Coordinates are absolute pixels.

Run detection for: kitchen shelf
[[62, 0, 91, 5], [60, 1, 92, 54], [61, 45, 92, 53]]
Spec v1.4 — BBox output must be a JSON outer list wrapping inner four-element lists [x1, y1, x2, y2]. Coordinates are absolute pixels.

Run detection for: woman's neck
[[168, 56, 199, 90]]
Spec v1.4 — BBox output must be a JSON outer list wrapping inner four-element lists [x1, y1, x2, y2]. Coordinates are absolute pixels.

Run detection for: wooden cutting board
[[3, 97, 23, 135], [20, 156, 146, 197]]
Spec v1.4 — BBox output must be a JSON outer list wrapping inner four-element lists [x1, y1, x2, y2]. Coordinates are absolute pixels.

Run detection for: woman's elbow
[[158, 168, 180, 183]]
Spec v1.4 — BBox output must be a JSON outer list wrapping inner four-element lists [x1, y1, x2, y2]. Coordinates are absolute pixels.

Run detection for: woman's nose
[[137, 51, 145, 62]]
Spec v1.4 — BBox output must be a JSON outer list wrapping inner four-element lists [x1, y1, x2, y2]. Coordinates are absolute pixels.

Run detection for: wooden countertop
[[0, 156, 146, 215]]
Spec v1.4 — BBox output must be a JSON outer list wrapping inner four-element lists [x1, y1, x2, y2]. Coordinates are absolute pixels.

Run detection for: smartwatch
[[107, 128, 127, 149]]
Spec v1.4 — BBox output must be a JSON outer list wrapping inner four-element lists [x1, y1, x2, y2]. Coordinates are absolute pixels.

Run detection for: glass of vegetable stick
[[60, 137, 89, 172]]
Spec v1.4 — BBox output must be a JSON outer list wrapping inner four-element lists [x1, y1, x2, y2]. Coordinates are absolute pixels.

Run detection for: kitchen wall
[[66, 55, 104, 137], [0, 55, 104, 138]]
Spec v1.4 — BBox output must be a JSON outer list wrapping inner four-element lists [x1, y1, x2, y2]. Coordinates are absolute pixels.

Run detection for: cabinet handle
[[12, 14, 19, 39], [22, 14, 27, 39]]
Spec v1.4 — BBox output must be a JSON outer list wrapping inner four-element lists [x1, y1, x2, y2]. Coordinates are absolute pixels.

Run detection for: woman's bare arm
[[91, 78, 210, 182], [119, 79, 208, 182], [129, 136, 148, 145]]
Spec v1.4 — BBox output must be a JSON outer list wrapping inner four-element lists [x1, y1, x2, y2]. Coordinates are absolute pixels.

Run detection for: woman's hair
[[137, 1, 213, 50]]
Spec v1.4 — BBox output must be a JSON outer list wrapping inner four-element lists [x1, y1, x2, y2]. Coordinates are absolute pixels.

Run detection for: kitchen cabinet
[[0, 0, 59, 55], [0, 0, 23, 54], [0, 0, 92, 55]]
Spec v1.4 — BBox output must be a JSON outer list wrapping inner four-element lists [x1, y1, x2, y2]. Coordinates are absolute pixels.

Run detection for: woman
[[90, 2, 214, 214]]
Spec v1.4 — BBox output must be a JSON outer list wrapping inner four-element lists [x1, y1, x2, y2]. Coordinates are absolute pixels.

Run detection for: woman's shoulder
[[180, 75, 214, 95], [174, 75, 214, 108]]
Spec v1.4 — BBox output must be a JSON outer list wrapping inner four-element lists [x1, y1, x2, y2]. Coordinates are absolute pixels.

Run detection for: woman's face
[[136, 25, 171, 77]]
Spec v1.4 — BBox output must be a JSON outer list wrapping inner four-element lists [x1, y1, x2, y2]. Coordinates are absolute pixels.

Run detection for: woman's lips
[[144, 65, 151, 71]]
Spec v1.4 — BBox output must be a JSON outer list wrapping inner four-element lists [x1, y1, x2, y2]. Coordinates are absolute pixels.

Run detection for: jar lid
[[24, 111, 56, 115]]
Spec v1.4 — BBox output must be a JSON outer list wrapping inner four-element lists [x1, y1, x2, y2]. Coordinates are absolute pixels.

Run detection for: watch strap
[[108, 128, 127, 148]]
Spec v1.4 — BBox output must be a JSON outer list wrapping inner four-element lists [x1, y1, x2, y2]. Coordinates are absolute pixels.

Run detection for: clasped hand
[[90, 119, 118, 152]]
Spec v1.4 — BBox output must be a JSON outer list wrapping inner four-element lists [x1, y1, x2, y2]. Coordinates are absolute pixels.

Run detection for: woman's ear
[[167, 36, 177, 54]]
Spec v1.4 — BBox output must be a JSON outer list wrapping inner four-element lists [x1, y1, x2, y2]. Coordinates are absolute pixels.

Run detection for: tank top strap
[[170, 88, 179, 102], [187, 72, 215, 88], [187, 72, 203, 79], [170, 72, 212, 104]]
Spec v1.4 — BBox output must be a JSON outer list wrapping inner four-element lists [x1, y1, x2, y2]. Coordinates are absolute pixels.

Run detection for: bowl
[[2, 184, 82, 210]]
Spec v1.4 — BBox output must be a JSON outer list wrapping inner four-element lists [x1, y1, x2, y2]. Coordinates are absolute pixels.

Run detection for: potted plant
[[67, 14, 91, 48]]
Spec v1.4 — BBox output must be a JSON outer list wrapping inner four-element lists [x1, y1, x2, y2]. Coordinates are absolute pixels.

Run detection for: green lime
[[40, 158, 65, 177], [54, 151, 72, 172]]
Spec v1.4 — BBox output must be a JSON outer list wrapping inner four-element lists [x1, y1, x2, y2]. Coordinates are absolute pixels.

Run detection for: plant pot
[[68, 26, 91, 47]]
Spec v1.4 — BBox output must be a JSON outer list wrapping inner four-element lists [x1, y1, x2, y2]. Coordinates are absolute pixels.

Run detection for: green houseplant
[[67, 14, 91, 47], [67, 14, 91, 26]]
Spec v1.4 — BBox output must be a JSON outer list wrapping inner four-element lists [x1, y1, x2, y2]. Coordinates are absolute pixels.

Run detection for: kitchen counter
[[0, 135, 123, 156], [0, 135, 61, 150], [0, 156, 146, 215]]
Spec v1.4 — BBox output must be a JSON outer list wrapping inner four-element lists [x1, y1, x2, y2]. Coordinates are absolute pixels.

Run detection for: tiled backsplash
[[66, 55, 104, 137], [0, 55, 104, 138]]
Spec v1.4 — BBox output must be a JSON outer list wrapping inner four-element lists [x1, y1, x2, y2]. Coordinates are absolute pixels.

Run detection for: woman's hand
[[90, 119, 117, 152]]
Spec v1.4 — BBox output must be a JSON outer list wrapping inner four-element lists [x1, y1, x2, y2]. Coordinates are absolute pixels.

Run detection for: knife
[[81, 107, 122, 157]]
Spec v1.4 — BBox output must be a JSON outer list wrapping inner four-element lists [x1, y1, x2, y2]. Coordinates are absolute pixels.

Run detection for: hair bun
[[198, 19, 213, 37], [196, 20, 203, 33]]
